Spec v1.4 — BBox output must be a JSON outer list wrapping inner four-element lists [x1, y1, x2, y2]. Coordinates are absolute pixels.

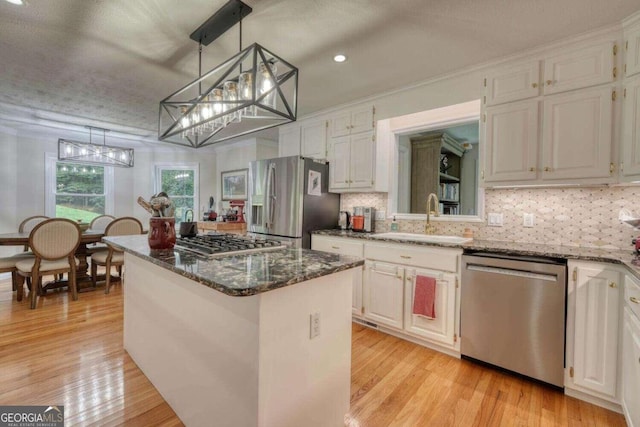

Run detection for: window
[[45, 153, 114, 221], [154, 164, 199, 223]]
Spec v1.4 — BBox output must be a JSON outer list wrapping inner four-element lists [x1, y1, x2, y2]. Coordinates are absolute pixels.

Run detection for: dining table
[[0, 229, 110, 292]]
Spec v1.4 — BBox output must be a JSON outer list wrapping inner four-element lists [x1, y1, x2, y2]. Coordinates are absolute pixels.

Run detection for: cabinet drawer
[[364, 242, 460, 273], [626, 274, 640, 320], [311, 235, 364, 257]]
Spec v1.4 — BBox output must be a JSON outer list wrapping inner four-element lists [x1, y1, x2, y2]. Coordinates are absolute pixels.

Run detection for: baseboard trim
[[564, 387, 622, 414]]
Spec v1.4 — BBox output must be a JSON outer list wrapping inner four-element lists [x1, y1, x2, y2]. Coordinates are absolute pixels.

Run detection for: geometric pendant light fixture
[[58, 126, 134, 168], [158, 0, 298, 148]]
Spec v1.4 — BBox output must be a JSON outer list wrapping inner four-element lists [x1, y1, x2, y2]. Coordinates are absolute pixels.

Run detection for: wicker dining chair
[[14, 218, 81, 309], [91, 217, 143, 294]]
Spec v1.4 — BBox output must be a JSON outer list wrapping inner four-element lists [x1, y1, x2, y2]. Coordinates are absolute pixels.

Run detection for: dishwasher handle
[[466, 264, 558, 282]]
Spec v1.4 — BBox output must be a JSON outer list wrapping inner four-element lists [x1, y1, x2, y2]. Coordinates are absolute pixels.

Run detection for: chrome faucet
[[425, 193, 439, 234]]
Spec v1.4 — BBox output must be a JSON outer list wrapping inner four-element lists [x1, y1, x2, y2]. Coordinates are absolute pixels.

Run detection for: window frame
[[45, 153, 114, 218], [154, 163, 199, 221]]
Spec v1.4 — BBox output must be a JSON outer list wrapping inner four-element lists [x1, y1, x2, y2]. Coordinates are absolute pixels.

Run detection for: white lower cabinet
[[363, 241, 461, 351], [310, 235, 364, 317], [622, 274, 640, 427], [403, 267, 457, 346], [566, 261, 621, 402], [364, 261, 405, 330]]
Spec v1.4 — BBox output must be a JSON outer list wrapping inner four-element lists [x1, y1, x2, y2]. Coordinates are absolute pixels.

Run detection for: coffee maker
[[363, 207, 375, 232], [353, 206, 375, 232]]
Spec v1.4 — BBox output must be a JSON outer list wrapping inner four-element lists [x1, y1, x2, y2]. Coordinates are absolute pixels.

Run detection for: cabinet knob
[[331, 246, 340, 249], [532, 83, 538, 88], [546, 80, 553, 86], [631, 296, 640, 304], [609, 282, 617, 288], [400, 255, 411, 259], [544, 167, 551, 172], [529, 167, 535, 172]]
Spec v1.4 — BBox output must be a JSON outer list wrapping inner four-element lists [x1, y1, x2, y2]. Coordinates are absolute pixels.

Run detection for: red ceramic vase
[[148, 217, 176, 249]]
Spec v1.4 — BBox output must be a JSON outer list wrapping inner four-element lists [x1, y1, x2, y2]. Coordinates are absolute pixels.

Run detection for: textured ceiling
[[1, 0, 640, 142]]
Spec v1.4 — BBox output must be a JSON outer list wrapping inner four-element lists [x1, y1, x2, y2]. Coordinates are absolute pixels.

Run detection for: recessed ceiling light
[[5, 0, 25, 5], [333, 54, 347, 63]]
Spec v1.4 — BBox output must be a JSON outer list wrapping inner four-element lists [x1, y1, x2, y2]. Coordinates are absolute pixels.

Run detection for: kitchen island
[[104, 235, 363, 427]]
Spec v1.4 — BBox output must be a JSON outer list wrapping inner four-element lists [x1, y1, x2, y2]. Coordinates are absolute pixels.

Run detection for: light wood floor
[[0, 277, 626, 427]]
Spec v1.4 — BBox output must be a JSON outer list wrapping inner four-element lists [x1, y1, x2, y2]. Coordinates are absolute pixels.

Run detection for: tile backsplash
[[341, 187, 640, 250]]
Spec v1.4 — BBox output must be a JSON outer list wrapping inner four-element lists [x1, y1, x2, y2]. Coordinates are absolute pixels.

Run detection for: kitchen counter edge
[[312, 229, 640, 279], [104, 235, 364, 297]]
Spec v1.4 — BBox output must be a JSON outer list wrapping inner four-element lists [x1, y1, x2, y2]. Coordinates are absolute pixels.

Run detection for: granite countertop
[[312, 229, 640, 279], [104, 235, 364, 297]]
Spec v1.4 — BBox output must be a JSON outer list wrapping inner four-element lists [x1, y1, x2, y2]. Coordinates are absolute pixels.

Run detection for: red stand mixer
[[227, 200, 245, 223]]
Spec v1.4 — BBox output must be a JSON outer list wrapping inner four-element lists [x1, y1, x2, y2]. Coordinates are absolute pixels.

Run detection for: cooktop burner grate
[[175, 233, 286, 256]]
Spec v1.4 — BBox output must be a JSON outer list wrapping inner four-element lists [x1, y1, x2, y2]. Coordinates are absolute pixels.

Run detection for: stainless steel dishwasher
[[461, 252, 567, 387]]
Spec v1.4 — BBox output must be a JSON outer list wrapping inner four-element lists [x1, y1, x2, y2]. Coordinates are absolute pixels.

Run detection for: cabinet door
[[484, 100, 539, 182], [278, 125, 300, 157], [626, 25, 640, 78], [364, 261, 404, 330], [330, 111, 352, 138], [485, 60, 540, 106], [622, 307, 640, 427], [350, 106, 374, 134], [543, 41, 615, 95], [623, 75, 640, 176], [542, 86, 613, 180], [328, 136, 351, 190], [571, 265, 620, 398], [311, 235, 365, 317], [300, 120, 327, 160], [349, 132, 375, 189], [403, 268, 456, 346]]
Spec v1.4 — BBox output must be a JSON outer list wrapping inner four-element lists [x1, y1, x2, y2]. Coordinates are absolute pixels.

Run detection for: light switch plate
[[523, 213, 535, 228], [487, 213, 504, 227], [375, 210, 386, 220]]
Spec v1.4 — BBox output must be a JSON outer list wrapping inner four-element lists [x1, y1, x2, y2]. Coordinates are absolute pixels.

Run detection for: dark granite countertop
[[312, 229, 640, 279], [104, 235, 364, 297]]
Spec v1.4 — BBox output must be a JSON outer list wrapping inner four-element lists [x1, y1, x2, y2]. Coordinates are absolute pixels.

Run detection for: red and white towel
[[412, 275, 436, 319]]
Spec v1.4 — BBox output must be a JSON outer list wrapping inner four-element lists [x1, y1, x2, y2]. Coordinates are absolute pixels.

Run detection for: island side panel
[[123, 254, 261, 427], [257, 269, 354, 427]]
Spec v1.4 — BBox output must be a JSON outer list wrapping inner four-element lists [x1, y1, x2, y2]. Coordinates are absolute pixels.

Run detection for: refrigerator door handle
[[266, 163, 276, 229]]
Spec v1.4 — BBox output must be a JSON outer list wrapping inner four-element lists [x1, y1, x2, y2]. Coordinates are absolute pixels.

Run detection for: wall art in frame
[[221, 169, 248, 200]]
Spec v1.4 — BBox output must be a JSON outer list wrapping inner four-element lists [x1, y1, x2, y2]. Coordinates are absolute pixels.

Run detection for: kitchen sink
[[371, 232, 472, 244]]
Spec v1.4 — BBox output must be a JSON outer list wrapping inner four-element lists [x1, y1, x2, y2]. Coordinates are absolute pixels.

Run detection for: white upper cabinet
[[348, 132, 376, 189], [278, 124, 301, 157], [300, 119, 328, 160], [625, 24, 640, 78], [541, 86, 614, 180], [279, 120, 328, 160], [484, 100, 539, 182], [622, 74, 640, 176], [330, 105, 374, 137], [483, 34, 618, 186], [542, 41, 616, 95], [485, 60, 541, 106], [328, 135, 351, 189]]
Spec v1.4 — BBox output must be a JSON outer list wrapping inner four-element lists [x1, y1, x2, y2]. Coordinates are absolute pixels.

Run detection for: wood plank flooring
[[0, 277, 627, 426]]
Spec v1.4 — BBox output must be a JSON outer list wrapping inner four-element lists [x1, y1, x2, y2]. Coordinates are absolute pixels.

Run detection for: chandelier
[[158, 0, 298, 148], [58, 126, 134, 168]]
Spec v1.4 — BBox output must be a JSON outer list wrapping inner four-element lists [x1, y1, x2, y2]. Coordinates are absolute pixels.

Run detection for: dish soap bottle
[[390, 216, 399, 231]]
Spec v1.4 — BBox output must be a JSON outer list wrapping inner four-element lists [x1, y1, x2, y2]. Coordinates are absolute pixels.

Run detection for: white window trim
[[45, 153, 114, 217], [154, 162, 200, 218]]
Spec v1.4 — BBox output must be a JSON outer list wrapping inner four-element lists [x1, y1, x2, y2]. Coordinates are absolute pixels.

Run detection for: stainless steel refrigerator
[[247, 155, 340, 248]]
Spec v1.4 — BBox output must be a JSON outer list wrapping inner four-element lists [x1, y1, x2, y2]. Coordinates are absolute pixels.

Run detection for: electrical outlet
[[487, 213, 504, 227], [374, 210, 386, 220], [523, 213, 535, 228], [310, 312, 320, 339]]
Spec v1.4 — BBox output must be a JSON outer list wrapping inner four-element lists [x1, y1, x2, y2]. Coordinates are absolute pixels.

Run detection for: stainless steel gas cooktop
[[175, 233, 286, 257]]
